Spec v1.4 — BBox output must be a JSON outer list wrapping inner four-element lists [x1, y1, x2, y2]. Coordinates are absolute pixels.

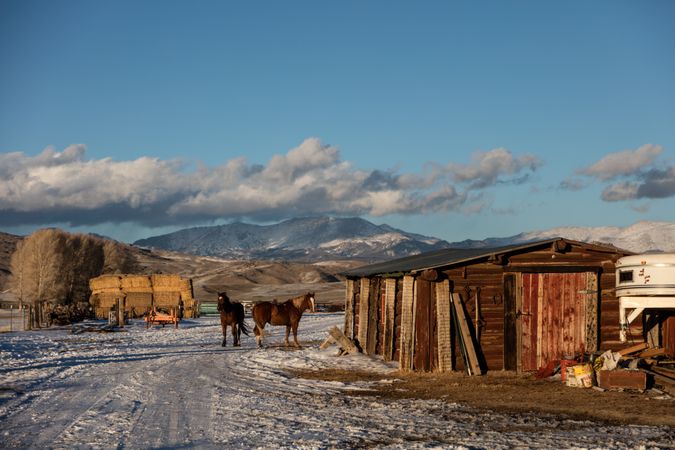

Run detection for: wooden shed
[[342, 238, 642, 373]]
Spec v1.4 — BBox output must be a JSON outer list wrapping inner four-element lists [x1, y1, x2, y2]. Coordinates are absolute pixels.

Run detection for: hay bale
[[151, 274, 185, 292], [154, 291, 181, 307], [179, 278, 193, 295], [120, 275, 153, 293], [89, 275, 121, 291], [97, 293, 122, 308], [125, 292, 152, 309]]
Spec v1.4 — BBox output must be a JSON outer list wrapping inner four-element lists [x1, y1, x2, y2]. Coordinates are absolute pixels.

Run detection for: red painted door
[[521, 272, 594, 371]]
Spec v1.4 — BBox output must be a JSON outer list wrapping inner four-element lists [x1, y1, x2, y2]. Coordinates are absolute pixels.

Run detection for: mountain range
[[134, 217, 675, 261], [134, 217, 450, 261]]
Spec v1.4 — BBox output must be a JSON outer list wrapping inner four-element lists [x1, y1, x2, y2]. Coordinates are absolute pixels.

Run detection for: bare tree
[[9, 229, 141, 325], [8, 229, 68, 326], [103, 240, 139, 274], [62, 234, 105, 305]]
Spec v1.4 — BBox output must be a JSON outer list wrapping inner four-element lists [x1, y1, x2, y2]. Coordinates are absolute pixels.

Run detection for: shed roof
[[342, 238, 629, 277]]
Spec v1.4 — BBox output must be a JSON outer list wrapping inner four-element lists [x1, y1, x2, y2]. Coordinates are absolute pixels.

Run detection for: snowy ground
[[1, 313, 673, 449]]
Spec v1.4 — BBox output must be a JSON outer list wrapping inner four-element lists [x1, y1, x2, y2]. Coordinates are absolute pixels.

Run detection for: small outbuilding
[[342, 238, 641, 373]]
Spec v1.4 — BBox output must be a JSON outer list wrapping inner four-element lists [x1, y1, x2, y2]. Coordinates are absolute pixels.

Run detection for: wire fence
[[0, 307, 31, 332]]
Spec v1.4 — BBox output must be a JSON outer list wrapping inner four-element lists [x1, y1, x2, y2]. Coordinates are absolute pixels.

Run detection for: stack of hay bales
[[151, 274, 183, 309], [121, 275, 153, 317], [89, 275, 123, 318], [88, 274, 198, 319]]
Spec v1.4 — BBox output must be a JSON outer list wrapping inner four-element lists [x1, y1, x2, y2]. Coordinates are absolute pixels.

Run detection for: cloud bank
[[0, 139, 541, 228], [568, 144, 675, 202]]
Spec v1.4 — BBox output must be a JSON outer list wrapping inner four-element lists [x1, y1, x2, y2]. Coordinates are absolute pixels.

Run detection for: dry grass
[[293, 369, 675, 427]]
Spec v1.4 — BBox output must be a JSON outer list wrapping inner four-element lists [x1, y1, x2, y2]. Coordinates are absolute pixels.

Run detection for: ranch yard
[[1, 313, 674, 449]]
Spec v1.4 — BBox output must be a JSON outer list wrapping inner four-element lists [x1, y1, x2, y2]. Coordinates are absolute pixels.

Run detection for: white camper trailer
[[616, 254, 675, 341]]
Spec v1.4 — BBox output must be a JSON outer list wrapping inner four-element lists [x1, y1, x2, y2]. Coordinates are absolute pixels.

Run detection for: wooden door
[[520, 272, 596, 371], [503, 274, 518, 370], [413, 279, 437, 371]]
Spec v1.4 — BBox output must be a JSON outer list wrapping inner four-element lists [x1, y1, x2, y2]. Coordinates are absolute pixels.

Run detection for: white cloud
[[601, 182, 639, 201], [0, 140, 542, 227], [580, 144, 662, 180], [445, 148, 542, 189], [573, 144, 675, 203]]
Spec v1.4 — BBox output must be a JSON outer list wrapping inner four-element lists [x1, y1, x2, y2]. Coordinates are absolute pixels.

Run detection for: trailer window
[[619, 270, 633, 283]]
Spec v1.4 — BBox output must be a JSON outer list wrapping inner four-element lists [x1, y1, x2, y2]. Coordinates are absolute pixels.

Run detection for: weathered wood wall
[[344, 241, 635, 373]]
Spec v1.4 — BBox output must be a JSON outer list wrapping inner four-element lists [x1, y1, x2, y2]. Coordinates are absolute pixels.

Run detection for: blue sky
[[1, 0, 674, 243]]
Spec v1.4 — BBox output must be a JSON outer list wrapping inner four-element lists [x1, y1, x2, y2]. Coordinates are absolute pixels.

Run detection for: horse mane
[[217, 292, 233, 312]]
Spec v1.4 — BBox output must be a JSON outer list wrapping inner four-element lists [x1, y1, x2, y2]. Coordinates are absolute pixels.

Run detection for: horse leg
[[254, 322, 264, 348], [231, 323, 238, 347], [284, 325, 291, 346], [220, 317, 227, 347], [292, 322, 301, 348]]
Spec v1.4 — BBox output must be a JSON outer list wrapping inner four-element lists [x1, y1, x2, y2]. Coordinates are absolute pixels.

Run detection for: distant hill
[[134, 217, 452, 261], [449, 221, 675, 253]]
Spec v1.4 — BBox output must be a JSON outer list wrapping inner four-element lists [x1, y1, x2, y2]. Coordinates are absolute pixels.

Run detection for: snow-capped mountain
[[133, 217, 451, 261], [133, 218, 675, 261], [450, 221, 675, 253]]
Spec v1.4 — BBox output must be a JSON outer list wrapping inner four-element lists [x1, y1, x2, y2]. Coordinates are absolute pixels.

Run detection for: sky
[[1, 0, 674, 244]]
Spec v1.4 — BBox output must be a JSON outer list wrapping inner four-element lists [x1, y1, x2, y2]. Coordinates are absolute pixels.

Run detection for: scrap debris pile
[[536, 342, 675, 395]]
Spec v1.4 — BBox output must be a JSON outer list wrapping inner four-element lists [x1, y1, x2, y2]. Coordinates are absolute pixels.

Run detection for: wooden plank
[[503, 274, 517, 371], [451, 293, 481, 375], [618, 342, 649, 356], [357, 278, 370, 350], [328, 326, 360, 355], [383, 278, 396, 362], [344, 279, 355, 339], [436, 280, 452, 372], [536, 273, 544, 369], [521, 273, 537, 371], [638, 347, 666, 358], [399, 276, 415, 371], [585, 272, 598, 352], [414, 279, 432, 371], [367, 278, 380, 355]]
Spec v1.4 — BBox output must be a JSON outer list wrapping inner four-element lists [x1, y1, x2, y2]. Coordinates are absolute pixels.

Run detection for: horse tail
[[239, 316, 250, 336]]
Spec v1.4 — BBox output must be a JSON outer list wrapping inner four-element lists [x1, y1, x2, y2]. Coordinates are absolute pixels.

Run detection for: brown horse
[[217, 292, 249, 347], [251, 292, 315, 348]]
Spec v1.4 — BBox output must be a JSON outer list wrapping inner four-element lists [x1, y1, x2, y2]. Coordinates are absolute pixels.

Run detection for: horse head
[[217, 292, 230, 311], [306, 292, 316, 313]]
